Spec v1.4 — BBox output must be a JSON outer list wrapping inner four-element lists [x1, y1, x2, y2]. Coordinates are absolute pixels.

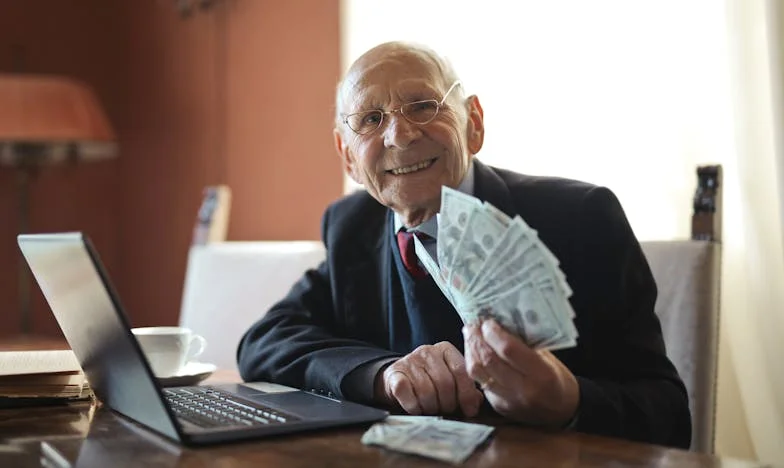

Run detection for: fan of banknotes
[[414, 186, 578, 350]]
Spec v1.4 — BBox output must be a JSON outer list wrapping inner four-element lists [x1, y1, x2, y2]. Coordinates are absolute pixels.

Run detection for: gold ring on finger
[[480, 376, 495, 390]]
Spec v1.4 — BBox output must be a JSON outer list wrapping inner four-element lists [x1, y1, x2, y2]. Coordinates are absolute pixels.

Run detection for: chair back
[[178, 241, 326, 371], [640, 240, 721, 453]]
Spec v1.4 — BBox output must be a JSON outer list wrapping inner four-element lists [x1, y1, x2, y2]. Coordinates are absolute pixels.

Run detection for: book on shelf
[[0, 349, 94, 408]]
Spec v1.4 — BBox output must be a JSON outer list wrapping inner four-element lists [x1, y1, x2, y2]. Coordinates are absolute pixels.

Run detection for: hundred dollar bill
[[535, 277, 578, 346], [469, 216, 573, 301], [482, 201, 512, 226], [464, 217, 534, 298], [362, 417, 494, 464], [470, 262, 575, 348], [467, 237, 546, 306], [432, 186, 578, 350], [438, 187, 482, 279], [476, 281, 565, 347], [413, 236, 463, 314], [472, 257, 552, 307], [448, 206, 508, 295], [470, 237, 570, 305], [361, 416, 443, 446]]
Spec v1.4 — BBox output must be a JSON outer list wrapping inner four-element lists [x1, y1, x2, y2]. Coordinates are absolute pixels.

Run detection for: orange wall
[[225, 1, 344, 240], [0, 0, 342, 337], [0, 0, 124, 337]]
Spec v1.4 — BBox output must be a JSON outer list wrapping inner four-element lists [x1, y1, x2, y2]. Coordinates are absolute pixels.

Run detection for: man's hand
[[463, 319, 579, 428], [374, 341, 484, 416]]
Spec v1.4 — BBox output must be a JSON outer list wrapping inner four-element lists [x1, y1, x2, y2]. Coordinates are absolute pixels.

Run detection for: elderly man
[[237, 41, 691, 448]]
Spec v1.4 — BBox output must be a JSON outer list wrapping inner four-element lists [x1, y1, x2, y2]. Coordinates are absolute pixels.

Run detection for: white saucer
[[157, 362, 217, 387]]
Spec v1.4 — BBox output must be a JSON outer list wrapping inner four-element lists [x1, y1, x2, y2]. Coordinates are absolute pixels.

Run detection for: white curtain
[[341, 0, 784, 462], [717, 0, 784, 462]]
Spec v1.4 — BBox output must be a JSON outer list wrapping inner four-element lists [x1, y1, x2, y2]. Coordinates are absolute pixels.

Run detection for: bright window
[[341, 0, 734, 241]]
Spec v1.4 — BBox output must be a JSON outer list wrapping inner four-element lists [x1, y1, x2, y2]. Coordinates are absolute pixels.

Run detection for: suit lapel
[[342, 203, 393, 348], [473, 160, 516, 217]]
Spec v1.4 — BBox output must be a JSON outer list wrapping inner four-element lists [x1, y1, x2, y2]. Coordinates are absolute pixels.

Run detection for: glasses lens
[[347, 110, 383, 134], [401, 100, 439, 124]]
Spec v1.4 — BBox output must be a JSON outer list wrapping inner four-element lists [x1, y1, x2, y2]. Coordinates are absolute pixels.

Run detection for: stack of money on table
[[361, 416, 494, 464]]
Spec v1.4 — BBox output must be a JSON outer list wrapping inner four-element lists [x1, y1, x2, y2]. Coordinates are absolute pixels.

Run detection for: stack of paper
[[0, 350, 92, 407]]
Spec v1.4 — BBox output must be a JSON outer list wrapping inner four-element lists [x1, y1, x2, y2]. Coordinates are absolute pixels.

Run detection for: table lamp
[[0, 74, 118, 335]]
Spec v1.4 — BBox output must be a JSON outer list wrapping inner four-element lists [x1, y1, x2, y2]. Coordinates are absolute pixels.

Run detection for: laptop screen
[[18, 232, 182, 441]]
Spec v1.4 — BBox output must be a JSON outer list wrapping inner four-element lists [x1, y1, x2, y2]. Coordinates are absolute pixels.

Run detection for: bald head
[[334, 41, 461, 127], [331, 41, 484, 227]]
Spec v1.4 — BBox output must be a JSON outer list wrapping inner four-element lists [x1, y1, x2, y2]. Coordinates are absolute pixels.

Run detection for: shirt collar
[[393, 162, 476, 238]]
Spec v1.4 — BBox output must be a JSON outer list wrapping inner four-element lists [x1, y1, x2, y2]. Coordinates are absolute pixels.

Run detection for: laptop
[[18, 232, 388, 446]]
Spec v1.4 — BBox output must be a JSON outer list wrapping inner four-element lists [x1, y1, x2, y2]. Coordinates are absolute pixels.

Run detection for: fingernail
[[481, 319, 495, 335]]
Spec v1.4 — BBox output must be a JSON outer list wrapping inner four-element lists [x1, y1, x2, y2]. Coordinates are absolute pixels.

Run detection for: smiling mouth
[[387, 158, 437, 175]]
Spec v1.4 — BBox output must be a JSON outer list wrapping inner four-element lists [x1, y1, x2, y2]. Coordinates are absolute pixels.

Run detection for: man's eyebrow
[[343, 80, 439, 113], [396, 82, 442, 99], [346, 88, 383, 113]]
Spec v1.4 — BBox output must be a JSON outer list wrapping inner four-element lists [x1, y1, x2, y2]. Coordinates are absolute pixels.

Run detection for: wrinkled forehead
[[338, 52, 447, 114]]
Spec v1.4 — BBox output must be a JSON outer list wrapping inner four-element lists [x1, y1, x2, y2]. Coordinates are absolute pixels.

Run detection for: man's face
[[334, 49, 484, 226]]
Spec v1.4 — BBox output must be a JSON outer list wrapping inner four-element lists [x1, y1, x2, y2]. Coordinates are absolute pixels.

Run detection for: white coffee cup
[[131, 326, 207, 378]]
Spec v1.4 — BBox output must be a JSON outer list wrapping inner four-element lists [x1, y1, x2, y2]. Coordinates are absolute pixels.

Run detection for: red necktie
[[396, 230, 429, 279]]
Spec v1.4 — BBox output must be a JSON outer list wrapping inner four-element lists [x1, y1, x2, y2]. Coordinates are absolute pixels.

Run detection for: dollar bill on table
[[361, 416, 494, 464], [415, 186, 578, 351]]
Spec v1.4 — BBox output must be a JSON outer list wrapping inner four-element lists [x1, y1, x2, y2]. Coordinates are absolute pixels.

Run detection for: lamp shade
[[0, 74, 117, 167]]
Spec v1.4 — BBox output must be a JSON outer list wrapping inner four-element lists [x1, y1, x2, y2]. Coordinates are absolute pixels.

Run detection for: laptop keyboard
[[164, 386, 296, 429]]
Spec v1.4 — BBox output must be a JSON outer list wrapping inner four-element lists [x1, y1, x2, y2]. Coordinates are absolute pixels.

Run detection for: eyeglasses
[[342, 80, 462, 135]]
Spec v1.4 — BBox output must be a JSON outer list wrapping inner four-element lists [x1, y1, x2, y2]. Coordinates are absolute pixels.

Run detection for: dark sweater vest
[[388, 229, 465, 354]]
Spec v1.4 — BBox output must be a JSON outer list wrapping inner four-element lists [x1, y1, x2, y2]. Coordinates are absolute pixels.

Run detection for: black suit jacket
[[237, 160, 692, 448]]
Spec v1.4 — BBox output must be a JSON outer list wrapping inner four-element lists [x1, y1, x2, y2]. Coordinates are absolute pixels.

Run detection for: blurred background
[[1, 0, 782, 464]]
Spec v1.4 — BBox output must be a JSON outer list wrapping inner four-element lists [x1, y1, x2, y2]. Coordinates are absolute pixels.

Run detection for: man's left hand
[[463, 319, 579, 428]]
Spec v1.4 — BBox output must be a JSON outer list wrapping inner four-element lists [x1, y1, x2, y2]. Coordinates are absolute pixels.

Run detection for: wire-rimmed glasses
[[342, 81, 462, 135]]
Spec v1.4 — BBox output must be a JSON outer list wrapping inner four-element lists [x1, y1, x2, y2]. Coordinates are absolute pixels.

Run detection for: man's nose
[[383, 111, 422, 149]]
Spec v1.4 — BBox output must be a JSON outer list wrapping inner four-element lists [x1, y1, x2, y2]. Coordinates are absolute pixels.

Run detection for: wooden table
[[0, 337, 771, 467]]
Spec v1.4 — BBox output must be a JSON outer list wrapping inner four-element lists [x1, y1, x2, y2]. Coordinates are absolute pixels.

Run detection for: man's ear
[[333, 128, 360, 184], [465, 95, 485, 155]]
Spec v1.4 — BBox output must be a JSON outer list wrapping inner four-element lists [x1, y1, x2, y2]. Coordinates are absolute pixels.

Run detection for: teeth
[[390, 159, 434, 175]]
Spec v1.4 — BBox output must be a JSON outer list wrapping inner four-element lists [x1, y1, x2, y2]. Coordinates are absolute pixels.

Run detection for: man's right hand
[[373, 341, 484, 416]]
